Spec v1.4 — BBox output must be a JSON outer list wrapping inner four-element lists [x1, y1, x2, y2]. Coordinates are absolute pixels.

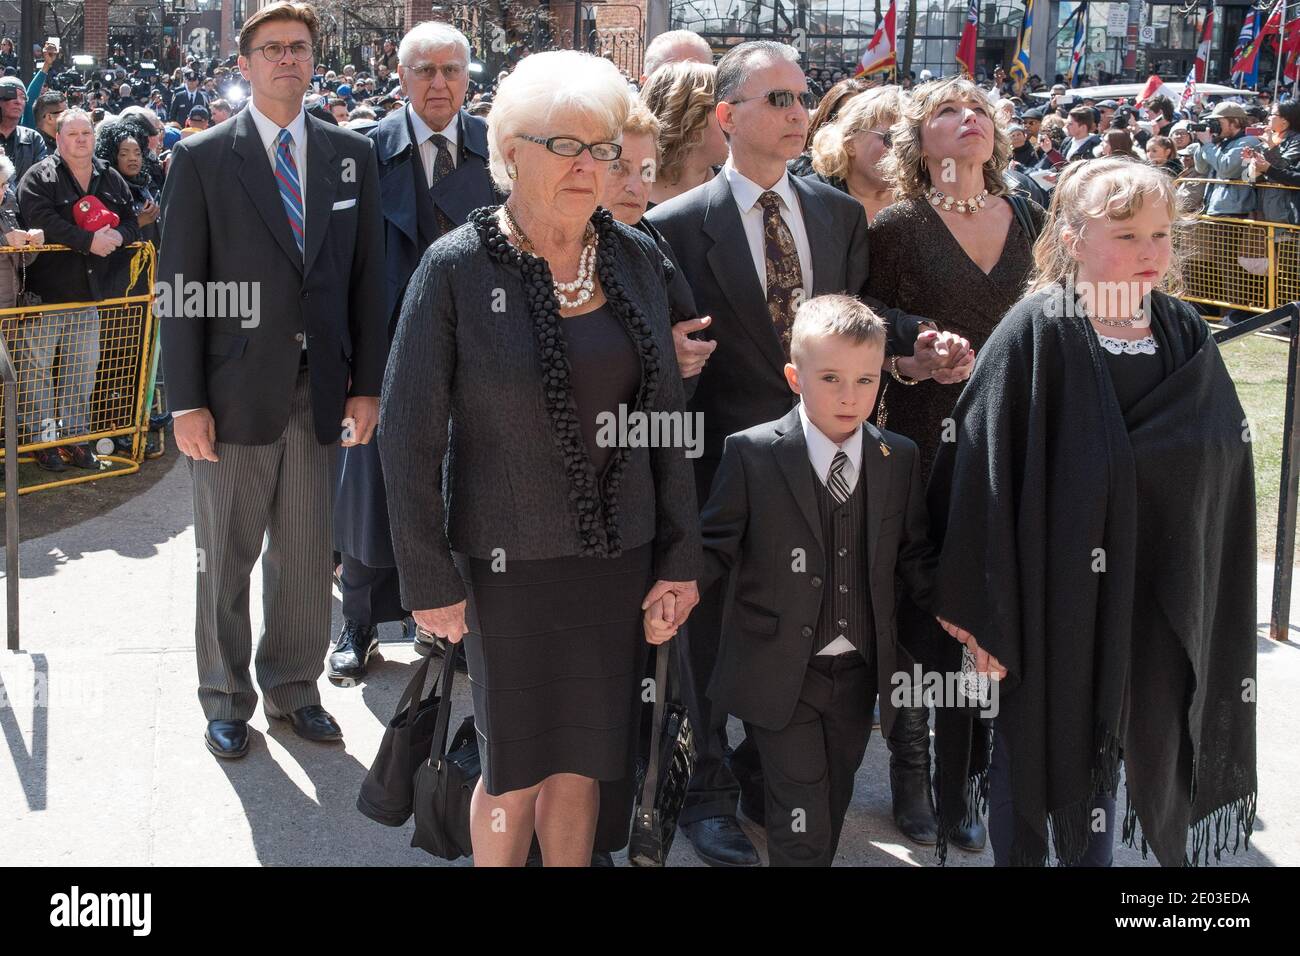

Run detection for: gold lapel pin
[[879, 441, 891, 457]]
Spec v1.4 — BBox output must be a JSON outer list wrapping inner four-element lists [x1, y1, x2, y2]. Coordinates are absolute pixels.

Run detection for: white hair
[[398, 21, 470, 67], [487, 50, 633, 192], [57, 108, 94, 133], [0, 153, 14, 187], [643, 29, 713, 78]]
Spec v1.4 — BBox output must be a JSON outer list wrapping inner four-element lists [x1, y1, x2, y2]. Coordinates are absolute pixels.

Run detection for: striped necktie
[[827, 450, 852, 505], [275, 128, 304, 256]]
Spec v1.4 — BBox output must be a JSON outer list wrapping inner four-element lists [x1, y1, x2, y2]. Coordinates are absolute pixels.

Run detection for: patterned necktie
[[758, 190, 804, 358], [275, 129, 304, 257], [428, 133, 457, 236], [827, 450, 852, 505]]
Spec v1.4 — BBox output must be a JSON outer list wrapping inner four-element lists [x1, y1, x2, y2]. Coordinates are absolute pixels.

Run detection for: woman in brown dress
[[865, 76, 1046, 856]]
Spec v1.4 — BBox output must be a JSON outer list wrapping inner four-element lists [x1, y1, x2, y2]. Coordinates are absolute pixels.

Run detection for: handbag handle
[[394, 649, 436, 726], [428, 640, 463, 766], [638, 641, 672, 809]]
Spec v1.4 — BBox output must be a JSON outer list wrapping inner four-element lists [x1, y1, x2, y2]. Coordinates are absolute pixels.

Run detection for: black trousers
[[339, 553, 407, 626], [751, 653, 875, 866]]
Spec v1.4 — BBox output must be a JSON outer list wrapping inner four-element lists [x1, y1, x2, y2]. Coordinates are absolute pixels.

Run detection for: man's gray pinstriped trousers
[[188, 369, 335, 721]]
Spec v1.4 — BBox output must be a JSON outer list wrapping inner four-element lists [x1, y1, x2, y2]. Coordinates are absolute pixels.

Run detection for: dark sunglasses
[[728, 89, 815, 110]]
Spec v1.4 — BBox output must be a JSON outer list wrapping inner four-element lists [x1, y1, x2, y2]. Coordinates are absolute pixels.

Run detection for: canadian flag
[[1192, 8, 1214, 83], [1135, 73, 1165, 106], [856, 1, 898, 77]]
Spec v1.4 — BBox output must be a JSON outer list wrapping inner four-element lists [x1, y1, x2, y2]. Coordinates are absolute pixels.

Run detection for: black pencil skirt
[[454, 543, 653, 809]]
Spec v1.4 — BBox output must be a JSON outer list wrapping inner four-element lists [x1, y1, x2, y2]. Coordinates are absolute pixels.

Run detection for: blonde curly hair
[[810, 86, 905, 183], [881, 76, 1011, 200], [639, 61, 716, 187], [1029, 156, 1187, 296]]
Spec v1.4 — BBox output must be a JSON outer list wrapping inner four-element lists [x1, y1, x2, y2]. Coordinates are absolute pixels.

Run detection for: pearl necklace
[[500, 204, 598, 309], [926, 187, 989, 214]]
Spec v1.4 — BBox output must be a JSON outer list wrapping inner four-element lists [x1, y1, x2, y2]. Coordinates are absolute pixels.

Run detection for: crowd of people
[[0, 9, 1263, 869]]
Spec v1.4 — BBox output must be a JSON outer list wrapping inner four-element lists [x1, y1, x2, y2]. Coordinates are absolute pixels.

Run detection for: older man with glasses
[[330, 20, 497, 687]]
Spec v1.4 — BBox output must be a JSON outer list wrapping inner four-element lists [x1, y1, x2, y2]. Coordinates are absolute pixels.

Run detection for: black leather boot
[[887, 705, 939, 845]]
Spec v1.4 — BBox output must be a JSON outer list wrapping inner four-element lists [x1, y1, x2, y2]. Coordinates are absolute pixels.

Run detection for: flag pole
[[1277, 0, 1290, 95]]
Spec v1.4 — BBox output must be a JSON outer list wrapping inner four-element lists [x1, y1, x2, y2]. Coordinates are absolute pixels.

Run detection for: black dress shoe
[[328, 620, 379, 686], [66, 442, 99, 470], [205, 719, 249, 759], [34, 448, 66, 472], [947, 815, 988, 852], [682, 816, 760, 867], [268, 704, 343, 742]]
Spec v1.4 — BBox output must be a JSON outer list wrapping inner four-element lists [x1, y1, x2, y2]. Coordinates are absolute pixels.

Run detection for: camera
[[0, 86, 18, 102], [1187, 119, 1221, 135]]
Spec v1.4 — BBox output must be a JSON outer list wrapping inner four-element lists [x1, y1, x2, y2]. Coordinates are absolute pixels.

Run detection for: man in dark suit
[[160, 1, 387, 759], [329, 20, 497, 685], [657, 295, 937, 865], [645, 39, 971, 866], [1064, 106, 1102, 163]]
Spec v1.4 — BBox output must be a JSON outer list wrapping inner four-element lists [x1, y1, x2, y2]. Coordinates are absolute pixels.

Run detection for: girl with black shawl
[[929, 157, 1258, 866]]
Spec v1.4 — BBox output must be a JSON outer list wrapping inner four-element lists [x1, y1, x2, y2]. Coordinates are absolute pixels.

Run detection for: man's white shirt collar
[[246, 98, 307, 158], [724, 158, 797, 215], [409, 105, 459, 150], [798, 400, 863, 491]]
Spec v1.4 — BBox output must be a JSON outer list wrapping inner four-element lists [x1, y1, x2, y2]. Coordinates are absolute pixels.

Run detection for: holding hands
[[935, 615, 1008, 680], [898, 328, 975, 385], [641, 579, 700, 645]]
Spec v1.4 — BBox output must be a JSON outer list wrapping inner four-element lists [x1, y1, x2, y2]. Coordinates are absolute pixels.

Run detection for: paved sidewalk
[[1, 453, 1296, 867]]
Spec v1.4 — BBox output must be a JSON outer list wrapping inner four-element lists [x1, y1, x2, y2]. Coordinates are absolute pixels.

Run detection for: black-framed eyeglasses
[[518, 133, 621, 161], [727, 89, 815, 110], [250, 41, 314, 63]]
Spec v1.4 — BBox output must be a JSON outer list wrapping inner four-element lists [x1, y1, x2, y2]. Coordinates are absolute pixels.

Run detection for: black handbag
[[409, 641, 480, 861], [356, 646, 448, 827], [628, 640, 695, 867]]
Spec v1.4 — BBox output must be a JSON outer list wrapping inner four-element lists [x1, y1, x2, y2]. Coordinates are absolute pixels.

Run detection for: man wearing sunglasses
[[646, 39, 972, 869], [160, 1, 387, 759]]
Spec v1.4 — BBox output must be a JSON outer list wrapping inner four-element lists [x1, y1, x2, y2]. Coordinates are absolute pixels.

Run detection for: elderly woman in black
[[930, 158, 1257, 867], [380, 50, 702, 867]]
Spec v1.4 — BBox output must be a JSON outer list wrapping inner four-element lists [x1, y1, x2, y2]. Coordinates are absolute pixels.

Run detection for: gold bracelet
[[890, 355, 920, 385]]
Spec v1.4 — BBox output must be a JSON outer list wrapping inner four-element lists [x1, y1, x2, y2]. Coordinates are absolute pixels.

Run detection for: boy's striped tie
[[828, 450, 852, 504]]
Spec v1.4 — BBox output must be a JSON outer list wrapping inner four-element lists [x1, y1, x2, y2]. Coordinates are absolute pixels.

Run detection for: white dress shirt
[[798, 400, 863, 656], [723, 159, 814, 301], [174, 101, 310, 419], [408, 105, 459, 187], [246, 98, 308, 209]]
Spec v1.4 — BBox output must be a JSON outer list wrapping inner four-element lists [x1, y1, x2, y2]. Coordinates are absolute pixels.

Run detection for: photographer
[[1191, 102, 1261, 217], [1244, 100, 1300, 226]]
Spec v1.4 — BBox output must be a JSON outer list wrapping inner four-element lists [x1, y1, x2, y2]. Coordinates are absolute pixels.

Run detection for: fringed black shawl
[[927, 287, 1257, 866]]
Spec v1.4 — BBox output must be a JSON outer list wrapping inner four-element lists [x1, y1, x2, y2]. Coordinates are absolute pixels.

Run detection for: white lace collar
[[1097, 333, 1158, 356]]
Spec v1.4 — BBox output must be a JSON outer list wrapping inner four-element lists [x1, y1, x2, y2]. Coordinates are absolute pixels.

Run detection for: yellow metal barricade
[[1177, 179, 1300, 314], [0, 242, 157, 496]]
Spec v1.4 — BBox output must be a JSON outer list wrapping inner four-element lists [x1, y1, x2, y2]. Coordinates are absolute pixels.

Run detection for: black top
[[1098, 327, 1168, 416], [559, 303, 642, 477]]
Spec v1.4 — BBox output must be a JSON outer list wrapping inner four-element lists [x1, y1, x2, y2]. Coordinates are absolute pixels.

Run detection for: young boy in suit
[[647, 294, 938, 865]]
